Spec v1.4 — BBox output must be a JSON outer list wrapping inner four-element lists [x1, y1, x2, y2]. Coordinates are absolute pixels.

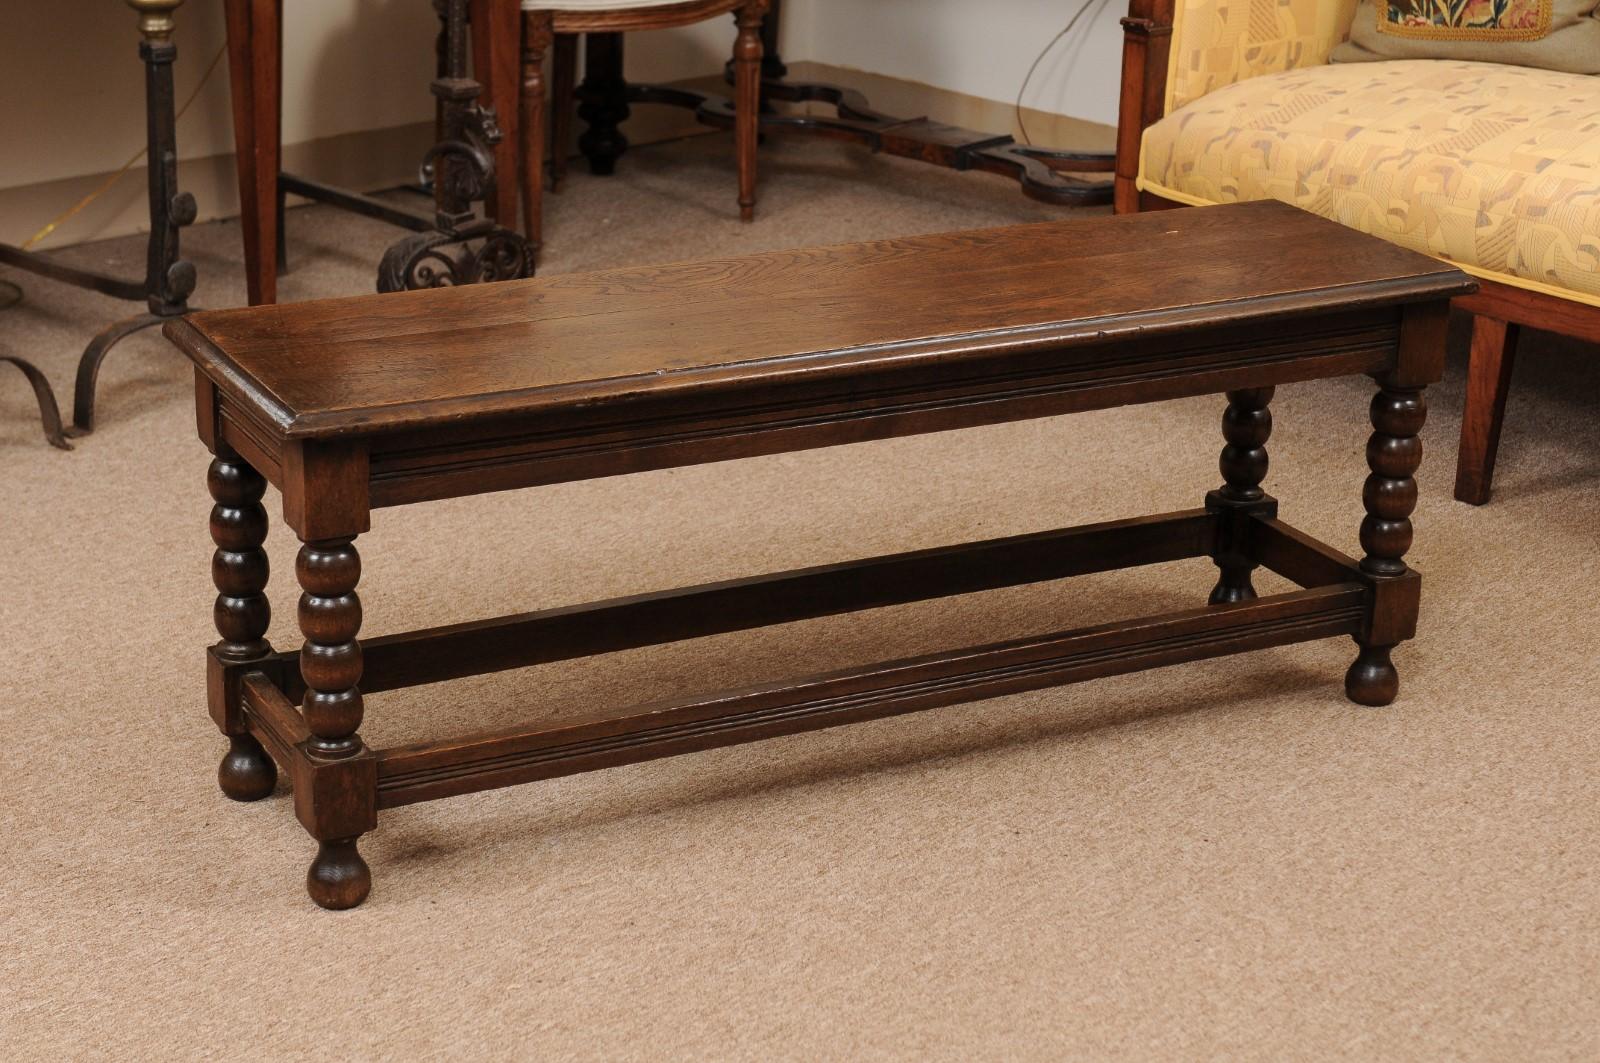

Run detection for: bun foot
[[1208, 578, 1257, 605], [218, 734, 277, 801], [1345, 644, 1399, 707], [307, 838, 372, 910]]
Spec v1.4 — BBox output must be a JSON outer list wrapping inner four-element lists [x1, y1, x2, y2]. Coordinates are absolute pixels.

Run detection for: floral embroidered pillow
[[1331, 0, 1600, 72]]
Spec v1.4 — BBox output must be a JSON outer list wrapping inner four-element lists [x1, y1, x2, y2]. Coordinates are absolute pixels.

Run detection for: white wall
[[785, 0, 1125, 129]]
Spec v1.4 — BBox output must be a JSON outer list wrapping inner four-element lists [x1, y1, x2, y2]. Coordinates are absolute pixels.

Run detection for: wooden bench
[[167, 201, 1472, 909]]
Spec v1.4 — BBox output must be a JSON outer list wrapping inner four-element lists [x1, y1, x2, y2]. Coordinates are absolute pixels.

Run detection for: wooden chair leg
[[520, 12, 553, 252], [224, 0, 283, 306], [733, 4, 764, 223], [1454, 315, 1521, 506], [551, 34, 578, 193], [472, 0, 522, 229]]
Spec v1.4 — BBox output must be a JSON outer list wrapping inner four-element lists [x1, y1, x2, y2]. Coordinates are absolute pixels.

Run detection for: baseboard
[[1, 66, 1109, 252], [782, 61, 1116, 155], [0, 76, 723, 253]]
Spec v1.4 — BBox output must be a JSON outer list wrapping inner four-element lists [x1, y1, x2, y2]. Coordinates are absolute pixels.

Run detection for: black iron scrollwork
[[378, 0, 533, 293]]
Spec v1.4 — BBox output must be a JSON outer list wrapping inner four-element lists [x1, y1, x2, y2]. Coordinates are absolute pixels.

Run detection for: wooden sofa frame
[[1113, 0, 1600, 505]]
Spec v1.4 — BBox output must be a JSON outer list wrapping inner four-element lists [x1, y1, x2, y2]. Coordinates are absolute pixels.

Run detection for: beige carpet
[[3, 134, 1599, 1061]]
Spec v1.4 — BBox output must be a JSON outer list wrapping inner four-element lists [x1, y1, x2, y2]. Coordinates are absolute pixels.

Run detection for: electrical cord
[[1013, 0, 1111, 146], [20, 42, 228, 252]]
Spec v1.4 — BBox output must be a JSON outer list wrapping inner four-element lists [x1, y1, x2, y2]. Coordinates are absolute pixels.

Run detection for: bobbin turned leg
[[208, 449, 276, 801], [1346, 381, 1427, 707], [297, 536, 372, 909], [1205, 387, 1275, 605]]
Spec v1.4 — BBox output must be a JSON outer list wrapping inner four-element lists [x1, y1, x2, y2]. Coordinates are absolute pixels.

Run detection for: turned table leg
[[577, 32, 628, 176], [297, 536, 372, 909], [1347, 381, 1427, 707], [209, 449, 277, 801], [732, 4, 764, 223], [1205, 387, 1275, 604]]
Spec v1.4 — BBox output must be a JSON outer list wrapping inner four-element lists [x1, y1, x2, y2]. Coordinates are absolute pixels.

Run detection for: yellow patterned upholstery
[[1141, 60, 1600, 307], [1166, 0, 1360, 112]]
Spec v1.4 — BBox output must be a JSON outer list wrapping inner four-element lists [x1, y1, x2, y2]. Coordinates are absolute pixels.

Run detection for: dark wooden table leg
[[296, 535, 373, 909], [1205, 387, 1275, 604], [733, 4, 763, 223], [1347, 379, 1427, 707], [759, 0, 786, 79], [223, 0, 283, 306], [519, 12, 553, 251], [550, 34, 577, 191], [578, 31, 629, 176], [208, 448, 278, 801], [471, 0, 522, 230]]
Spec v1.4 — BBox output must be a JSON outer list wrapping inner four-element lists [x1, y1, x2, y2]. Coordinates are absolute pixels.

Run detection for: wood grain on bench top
[[165, 201, 1472, 440]]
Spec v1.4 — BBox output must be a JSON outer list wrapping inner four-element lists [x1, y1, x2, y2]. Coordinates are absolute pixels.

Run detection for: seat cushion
[[1139, 59, 1600, 306]]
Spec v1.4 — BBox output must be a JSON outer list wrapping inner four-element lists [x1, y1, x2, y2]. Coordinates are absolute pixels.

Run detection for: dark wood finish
[[1206, 387, 1275, 604], [209, 447, 279, 801], [1111, 1, 1600, 504], [217, 510, 1219, 704], [471, 0, 521, 228], [1454, 314, 1520, 506], [519, 12, 555, 252], [1345, 379, 1427, 706], [1452, 278, 1600, 505], [168, 203, 1467, 447], [224, 0, 282, 307], [295, 538, 365, 759], [171, 202, 1468, 907], [1458, 276, 1600, 347], [375, 583, 1371, 807], [577, 31, 630, 176], [550, 34, 578, 191], [1113, 0, 1174, 214], [733, 3, 763, 222]]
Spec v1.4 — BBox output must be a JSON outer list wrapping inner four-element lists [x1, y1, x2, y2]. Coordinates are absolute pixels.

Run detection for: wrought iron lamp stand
[[0, 0, 198, 440]]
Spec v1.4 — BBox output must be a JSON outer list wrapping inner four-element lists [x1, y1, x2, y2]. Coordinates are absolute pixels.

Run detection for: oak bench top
[[166, 201, 1471, 440]]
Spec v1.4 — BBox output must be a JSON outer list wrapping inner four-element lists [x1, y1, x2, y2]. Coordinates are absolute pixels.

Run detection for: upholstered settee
[[1113, 0, 1600, 504]]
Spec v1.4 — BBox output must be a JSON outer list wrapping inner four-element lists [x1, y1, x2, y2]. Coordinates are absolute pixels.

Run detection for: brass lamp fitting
[[126, 0, 185, 43]]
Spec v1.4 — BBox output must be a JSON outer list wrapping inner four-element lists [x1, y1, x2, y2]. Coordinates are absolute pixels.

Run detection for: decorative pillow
[[1330, 0, 1600, 72]]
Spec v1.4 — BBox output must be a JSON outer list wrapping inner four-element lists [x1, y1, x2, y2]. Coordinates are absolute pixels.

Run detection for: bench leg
[[1205, 387, 1275, 604], [297, 536, 373, 910], [209, 449, 278, 802], [1347, 381, 1427, 707]]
